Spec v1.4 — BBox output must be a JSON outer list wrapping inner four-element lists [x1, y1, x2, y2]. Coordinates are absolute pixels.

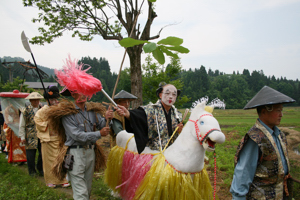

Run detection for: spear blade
[[21, 31, 32, 53], [21, 31, 50, 105]]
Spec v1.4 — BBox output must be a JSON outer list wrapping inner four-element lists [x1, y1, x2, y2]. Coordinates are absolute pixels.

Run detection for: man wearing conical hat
[[230, 86, 295, 200], [19, 92, 44, 176], [110, 90, 137, 146]]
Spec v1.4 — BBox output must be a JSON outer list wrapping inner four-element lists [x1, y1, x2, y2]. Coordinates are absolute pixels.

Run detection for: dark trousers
[[26, 139, 43, 175], [1, 141, 8, 155]]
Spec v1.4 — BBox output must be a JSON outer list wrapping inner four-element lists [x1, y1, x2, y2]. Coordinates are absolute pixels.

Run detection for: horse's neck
[[163, 122, 205, 173]]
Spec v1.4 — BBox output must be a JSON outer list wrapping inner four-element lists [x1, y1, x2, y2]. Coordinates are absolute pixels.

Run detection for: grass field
[[0, 107, 299, 199], [0, 154, 72, 200]]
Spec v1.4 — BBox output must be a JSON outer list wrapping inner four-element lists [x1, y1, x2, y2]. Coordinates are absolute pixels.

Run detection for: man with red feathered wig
[[45, 56, 113, 200]]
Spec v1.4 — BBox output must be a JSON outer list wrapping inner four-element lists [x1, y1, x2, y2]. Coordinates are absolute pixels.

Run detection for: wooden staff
[[107, 1, 145, 128], [292, 177, 300, 184], [182, 108, 189, 122]]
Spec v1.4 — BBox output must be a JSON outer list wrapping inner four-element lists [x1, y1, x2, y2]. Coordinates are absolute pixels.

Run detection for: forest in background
[[1, 56, 299, 109]]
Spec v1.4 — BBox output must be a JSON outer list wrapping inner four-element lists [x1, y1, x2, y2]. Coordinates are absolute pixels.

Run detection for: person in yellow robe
[[34, 86, 70, 188]]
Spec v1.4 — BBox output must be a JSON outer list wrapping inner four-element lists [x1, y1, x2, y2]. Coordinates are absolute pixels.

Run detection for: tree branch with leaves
[[23, 0, 188, 107]]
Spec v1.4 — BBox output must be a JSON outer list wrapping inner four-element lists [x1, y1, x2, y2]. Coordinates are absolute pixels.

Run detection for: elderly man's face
[[29, 99, 40, 108], [71, 93, 87, 104], [116, 99, 130, 110], [261, 104, 283, 129], [160, 84, 177, 107]]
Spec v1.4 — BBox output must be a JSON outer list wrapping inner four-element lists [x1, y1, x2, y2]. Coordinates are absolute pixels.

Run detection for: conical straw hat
[[243, 86, 295, 109], [113, 90, 137, 100], [25, 92, 44, 100]]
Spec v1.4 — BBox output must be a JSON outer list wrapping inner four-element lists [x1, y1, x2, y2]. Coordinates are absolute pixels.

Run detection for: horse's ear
[[190, 101, 206, 120], [205, 106, 214, 113]]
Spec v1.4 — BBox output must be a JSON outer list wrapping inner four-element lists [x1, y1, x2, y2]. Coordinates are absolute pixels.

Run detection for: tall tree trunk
[[127, 45, 143, 108]]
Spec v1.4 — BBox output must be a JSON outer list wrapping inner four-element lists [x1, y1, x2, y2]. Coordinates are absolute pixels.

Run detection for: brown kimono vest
[[142, 101, 182, 151], [23, 105, 41, 149], [235, 120, 292, 200]]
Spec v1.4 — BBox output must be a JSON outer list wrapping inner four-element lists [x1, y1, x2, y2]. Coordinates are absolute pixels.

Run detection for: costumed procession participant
[[3, 122, 27, 164], [230, 86, 295, 200], [110, 90, 137, 146], [0, 102, 8, 157], [0, 90, 29, 163], [0, 102, 4, 154], [34, 85, 70, 188], [19, 92, 44, 176], [47, 56, 113, 200], [116, 82, 183, 153]]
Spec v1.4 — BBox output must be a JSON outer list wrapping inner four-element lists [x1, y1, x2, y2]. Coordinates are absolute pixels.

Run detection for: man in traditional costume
[[230, 86, 295, 200], [34, 85, 70, 188], [19, 92, 44, 176], [116, 82, 183, 153], [47, 56, 113, 200], [110, 90, 137, 146]]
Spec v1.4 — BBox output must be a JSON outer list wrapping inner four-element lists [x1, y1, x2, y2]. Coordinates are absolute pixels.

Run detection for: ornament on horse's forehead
[[191, 96, 226, 112]]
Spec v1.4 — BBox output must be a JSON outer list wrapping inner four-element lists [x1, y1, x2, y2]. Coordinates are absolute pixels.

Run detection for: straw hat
[[243, 86, 295, 110], [113, 90, 137, 101], [25, 92, 44, 100]]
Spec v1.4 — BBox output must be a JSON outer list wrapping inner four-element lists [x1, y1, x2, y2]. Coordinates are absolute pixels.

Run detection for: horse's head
[[189, 101, 225, 152]]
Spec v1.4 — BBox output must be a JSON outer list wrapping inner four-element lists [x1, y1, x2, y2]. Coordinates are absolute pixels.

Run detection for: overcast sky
[[1, 0, 300, 80]]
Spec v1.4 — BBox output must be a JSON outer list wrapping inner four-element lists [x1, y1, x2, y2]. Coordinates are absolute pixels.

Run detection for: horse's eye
[[200, 121, 204, 125]]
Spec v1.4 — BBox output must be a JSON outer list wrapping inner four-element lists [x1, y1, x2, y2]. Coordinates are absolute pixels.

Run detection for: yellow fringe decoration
[[105, 135, 217, 200], [104, 146, 125, 193], [134, 153, 214, 200]]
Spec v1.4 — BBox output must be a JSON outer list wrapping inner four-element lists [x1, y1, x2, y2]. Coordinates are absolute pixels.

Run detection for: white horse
[[104, 101, 225, 200]]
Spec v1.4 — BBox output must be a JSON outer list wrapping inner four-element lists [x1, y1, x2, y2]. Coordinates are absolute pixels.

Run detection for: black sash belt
[[69, 145, 94, 149]]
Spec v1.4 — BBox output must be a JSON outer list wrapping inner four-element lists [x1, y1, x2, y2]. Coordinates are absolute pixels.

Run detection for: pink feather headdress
[[55, 55, 102, 99]]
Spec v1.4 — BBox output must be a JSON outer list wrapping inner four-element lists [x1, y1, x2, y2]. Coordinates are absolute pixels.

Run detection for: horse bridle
[[189, 114, 220, 145]]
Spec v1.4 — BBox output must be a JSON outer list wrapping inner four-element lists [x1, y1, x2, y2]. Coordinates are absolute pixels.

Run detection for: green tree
[[297, 81, 300, 106], [1, 77, 35, 93], [249, 70, 265, 93], [227, 75, 249, 108], [277, 82, 294, 98], [116, 68, 131, 94], [23, 0, 168, 108], [199, 65, 209, 93]]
